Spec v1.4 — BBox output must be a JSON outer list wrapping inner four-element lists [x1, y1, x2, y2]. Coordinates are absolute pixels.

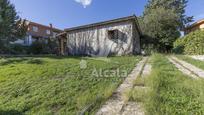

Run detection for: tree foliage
[[174, 30, 204, 55], [0, 0, 27, 51], [140, 0, 193, 52]]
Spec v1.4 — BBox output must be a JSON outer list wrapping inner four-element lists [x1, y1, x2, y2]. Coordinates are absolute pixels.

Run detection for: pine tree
[[0, 0, 26, 50]]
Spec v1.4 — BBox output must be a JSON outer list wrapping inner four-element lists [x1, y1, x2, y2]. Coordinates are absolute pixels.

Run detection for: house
[[185, 19, 204, 34], [57, 15, 142, 56], [12, 20, 63, 46]]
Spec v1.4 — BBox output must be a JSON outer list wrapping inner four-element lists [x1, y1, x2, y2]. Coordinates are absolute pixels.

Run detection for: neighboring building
[[185, 19, 204, 34], [57, 15, 142, 56], [12, 20, 62, 46]]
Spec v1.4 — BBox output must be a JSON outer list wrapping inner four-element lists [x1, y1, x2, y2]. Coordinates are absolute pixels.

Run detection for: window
[[53, 32, 57, 37], [108, 30, 118, 39], [32, 26, 38, 32], [24, 37, 29, 45], [46, 30, 51, 35]]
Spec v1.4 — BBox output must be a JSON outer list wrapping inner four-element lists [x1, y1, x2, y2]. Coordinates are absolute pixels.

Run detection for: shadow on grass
[[0, 58, 29, 66], [0, 58, 46, 66], [0, 55, 83, 60], [0, 110, 23, 115], [26, 59, 44, 64]]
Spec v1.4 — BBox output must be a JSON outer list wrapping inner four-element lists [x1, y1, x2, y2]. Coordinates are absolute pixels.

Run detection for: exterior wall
[[200, 23, 204, 29], [13, 22, 62, 46], [64, 21, 140, 56], [185, 21, 204, 34], [27, 22, 61, 38]]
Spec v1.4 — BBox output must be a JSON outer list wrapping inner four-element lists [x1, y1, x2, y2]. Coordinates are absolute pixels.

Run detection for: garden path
[[120, 61, 151, 115], [168, 56, 204, 79], [96, 57, 149, 115]]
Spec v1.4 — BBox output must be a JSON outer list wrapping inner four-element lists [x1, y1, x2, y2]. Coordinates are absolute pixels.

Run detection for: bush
[[9, 44, 29, 54], [29, 39, 59, 55], [0, 44, 29, 55], [173, 30, 204, 55], [29, 41, 46, 54]]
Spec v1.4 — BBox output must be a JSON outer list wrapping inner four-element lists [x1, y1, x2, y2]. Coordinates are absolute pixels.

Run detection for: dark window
[[108, 30, 118, 39]]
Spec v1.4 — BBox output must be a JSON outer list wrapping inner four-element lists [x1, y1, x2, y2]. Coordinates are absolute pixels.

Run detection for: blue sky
[[10, 0, 204, 30]]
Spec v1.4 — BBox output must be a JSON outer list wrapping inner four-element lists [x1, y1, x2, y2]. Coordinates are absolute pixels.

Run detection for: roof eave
[[64, 15, 139, 32]]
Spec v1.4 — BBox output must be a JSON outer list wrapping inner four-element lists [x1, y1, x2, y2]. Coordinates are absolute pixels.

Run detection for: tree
[[144, 0, 193, 30], [141, 7, 180, 52], [141, 0, 193, 52], [0, 0, 26, 52]]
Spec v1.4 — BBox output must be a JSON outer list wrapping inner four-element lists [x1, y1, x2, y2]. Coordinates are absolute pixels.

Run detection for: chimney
[[49, 23, 53, 29], [49, 23, 54, 37]]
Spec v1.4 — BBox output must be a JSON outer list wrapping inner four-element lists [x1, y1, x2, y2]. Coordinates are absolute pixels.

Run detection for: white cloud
[[74, 0, 92, 8]]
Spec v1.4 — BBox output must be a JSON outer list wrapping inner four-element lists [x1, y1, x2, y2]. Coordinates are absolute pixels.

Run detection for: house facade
[[185, 19, 204, 34], [58, 15, 142, 56], [12, 20, 62, 46]]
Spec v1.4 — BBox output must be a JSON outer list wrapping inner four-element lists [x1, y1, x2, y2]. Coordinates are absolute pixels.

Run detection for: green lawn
[[0, 56, 141, 115], [140, 54, 204, 114], [176, 55, 204, 70]]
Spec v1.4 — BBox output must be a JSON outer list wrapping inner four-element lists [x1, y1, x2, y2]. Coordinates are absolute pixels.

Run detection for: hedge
[[173, 30, 204, 55]]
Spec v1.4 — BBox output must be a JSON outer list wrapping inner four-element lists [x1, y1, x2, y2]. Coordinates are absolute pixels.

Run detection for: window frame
[[108, 29, 118, 40], [32, 26, 38, 32]]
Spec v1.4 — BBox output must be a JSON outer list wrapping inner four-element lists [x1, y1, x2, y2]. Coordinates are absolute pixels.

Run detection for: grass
[[129, 87, 148, 103], [0, 56, 141, 115], [148, 54, 204, 114], [129, 57, 151, 103], [176, 55, 204, 70], [135, 54, 204, 114]]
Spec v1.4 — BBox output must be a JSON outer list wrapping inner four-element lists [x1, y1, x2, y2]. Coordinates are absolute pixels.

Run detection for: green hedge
[[173, 30, 204, 55]]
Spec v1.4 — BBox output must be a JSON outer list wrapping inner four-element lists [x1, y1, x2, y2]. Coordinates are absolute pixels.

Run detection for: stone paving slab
[[190, 55, 204, 61], [168, 57, 198, 79], [121, 102, 144, 115], [120, 59, 152, 115], [142, 63, 152, 78], [96, 57, 148, 115], [172, 56, 204, 79]]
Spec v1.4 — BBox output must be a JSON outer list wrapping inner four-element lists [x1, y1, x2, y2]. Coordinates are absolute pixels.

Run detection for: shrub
[[9, 44, 29, 54], [29, 39, 59, 55], [173, 30, 204, 55], [29, 41, 46, 54]]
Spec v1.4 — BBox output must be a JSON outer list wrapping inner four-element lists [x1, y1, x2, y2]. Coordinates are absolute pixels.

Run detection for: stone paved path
[[120, 60, 151, 115], [96, 57, 148, 115], [168, 57, 198, 79], [142, 63, 152, 78], [169, 56, 204, 79], [190, 55, 204, 61], [121, 102, 144, 115]]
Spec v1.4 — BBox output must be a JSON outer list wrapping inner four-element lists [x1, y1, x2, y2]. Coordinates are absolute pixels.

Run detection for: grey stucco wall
[[65, 20, 140, 56]]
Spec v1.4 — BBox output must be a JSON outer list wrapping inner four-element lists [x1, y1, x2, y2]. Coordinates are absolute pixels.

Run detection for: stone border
[[96, 57, 148, 115], [189, 55, 204, 61], [168, 56, 204, 79], [120, 58, 151, 115]]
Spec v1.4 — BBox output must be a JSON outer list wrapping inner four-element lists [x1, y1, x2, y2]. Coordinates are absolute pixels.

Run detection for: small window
[[32, 26, 38, 32], [108, 30, 118, 39], [46, 30, 51, 35]]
